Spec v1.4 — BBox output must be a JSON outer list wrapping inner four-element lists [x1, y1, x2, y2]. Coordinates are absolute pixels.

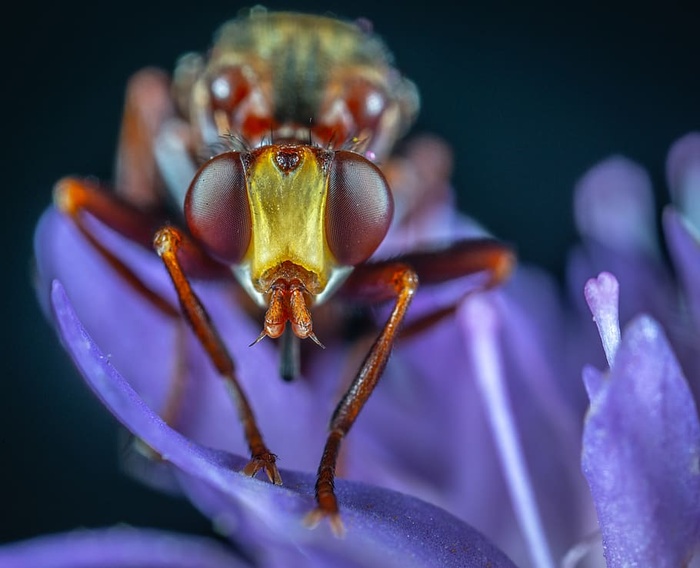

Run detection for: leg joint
[[399, 267, 419, 296], [153, 225, 180, 256]]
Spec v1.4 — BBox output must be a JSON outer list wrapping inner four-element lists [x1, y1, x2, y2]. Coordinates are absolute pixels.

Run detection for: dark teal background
[[3, 0, 699, 548]]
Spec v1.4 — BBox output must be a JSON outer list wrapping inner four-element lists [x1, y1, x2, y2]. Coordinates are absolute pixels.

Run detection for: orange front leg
[[306, 263, 419, 535], [154, 225, 282, 485], [307, 238, 515, 533]]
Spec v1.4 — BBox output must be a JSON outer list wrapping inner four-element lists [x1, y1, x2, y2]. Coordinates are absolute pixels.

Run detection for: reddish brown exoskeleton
[[53, 9, 515, 533]]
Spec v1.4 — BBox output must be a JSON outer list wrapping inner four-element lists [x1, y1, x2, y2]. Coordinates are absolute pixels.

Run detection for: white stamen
[[583, 272, 621, 366], [459, 295, 555, 568]]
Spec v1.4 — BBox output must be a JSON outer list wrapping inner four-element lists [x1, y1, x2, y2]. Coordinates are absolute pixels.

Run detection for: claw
[[248, 330, 268, 347], [303, 507, 346, 537], [308, 332, 326, 349], [242, 451, 283, 485]]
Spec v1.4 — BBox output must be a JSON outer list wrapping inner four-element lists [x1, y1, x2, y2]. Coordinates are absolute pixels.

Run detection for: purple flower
[[570, 133, 700, 566], [21, 128, 700, 567], [567, 136, 700, 399], [583, 273, 700, 567]]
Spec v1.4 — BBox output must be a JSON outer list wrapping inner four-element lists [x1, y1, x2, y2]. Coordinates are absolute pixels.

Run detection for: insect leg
[[52, 179, 195, 445], [114, 68, 175, 208], [335, 237, 515, 341], [390, 237, 516, 337], [306, 263, 418, 535], [383, 237, 515, 290], [53, 176, 177, 313], [305, 237, 514, 532], [154, 225, 282, 485]]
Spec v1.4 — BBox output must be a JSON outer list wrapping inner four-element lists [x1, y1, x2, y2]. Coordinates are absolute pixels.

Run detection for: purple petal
[[581, 315, 700, 567], [462, 273, 590, 563], [666, 132, 700, 231], [573, 156, 658, 255], [49, 280, 517, 568], [661, 208, 700, 400], [0, 527, 247, 568], [663, 207, 700, 329], [567, 156, 676, 345], [458, 293, 554, 568]]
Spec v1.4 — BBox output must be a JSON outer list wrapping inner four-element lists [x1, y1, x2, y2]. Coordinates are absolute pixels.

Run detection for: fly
[[52, 8, 515, 534]]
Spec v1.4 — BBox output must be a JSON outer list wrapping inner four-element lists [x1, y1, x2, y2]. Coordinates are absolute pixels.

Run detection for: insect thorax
[[174, 9, 419, 162]]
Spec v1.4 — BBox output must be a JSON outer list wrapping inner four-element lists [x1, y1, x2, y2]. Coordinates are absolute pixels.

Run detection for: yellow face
[[232, 145, 350, 307], [185, 142, 393, 314]]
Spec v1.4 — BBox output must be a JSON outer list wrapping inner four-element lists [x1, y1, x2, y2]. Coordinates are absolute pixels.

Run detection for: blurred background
[[3, 0, 698, 549]]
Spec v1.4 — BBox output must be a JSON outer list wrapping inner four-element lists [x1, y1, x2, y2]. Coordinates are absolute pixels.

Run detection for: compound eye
[[325, 151, 394, 266], [185, 152, 251, 264]]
